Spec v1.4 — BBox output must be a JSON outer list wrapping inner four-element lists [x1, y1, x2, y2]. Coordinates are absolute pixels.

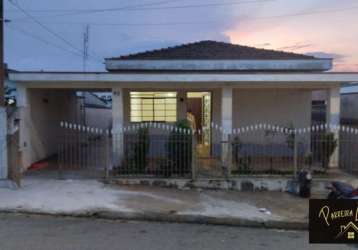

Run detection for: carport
[[15, 85, 112, 172]]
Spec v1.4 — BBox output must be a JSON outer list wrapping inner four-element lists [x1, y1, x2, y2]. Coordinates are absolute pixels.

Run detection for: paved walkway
[[0, 176, 315, 229]]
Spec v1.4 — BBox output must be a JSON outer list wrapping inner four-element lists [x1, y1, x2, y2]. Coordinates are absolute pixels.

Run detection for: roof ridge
[[107, 40, 319, 60]]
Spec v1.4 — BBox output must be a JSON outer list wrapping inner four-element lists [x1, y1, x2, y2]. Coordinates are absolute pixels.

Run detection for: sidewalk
[[0, 177, 317, 230]]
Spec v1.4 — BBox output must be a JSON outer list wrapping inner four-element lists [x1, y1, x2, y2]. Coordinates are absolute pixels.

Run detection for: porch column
[[221, 87, 233, 167], [326, 86, 340, 168], [0, 105, 7, 179], [112, 87, 124, 167], [17, 86, 29, 171]]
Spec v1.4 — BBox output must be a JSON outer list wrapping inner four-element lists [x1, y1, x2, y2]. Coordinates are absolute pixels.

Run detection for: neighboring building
[[341, 85, 358, 126], [311, 85, 358, 126], [7, 40, 358, 172], [76, 91, 112, 130]]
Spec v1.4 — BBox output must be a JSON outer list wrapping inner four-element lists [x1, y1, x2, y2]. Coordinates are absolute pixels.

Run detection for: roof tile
[[109, 40, 317, 60]]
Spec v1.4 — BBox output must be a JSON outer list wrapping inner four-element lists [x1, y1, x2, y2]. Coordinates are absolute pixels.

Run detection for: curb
[[0, 209, 308, 231]]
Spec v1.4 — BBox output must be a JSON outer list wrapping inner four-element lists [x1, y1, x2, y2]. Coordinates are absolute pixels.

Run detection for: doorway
[[187, 92, 212, 158]]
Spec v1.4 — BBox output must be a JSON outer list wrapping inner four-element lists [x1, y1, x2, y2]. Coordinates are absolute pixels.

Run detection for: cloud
[[254, 42, 271, 47], [305, 51, 346, 61], [278, 43, 313, 51], [5, 0, 239, 70], [5, 0, 358, 72]]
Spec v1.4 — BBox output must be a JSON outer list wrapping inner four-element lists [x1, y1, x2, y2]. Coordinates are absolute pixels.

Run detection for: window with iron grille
[[130, 92, 177, 122]]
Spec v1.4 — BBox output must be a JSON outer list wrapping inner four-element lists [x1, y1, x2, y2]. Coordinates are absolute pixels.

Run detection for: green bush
[[128, 127, 149, 174], [164, 119, 193, 176], [231, 136, 253, 173], [285, 123, 295, 150], [317, 132, 337, 169]]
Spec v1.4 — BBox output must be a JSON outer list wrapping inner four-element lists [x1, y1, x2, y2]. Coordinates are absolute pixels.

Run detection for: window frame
[[129, 91, 177, 123]]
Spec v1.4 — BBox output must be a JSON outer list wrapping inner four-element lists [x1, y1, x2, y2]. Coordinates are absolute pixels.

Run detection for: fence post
[[293, 132, 298, 178], [104, 130, 110, 180], [227, 134, 232, 178], [57, 127, 64, 180], [191, 132, 197, 180]]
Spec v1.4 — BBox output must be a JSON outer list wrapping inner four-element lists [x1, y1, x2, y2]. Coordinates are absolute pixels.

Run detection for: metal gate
[[58, 122, 110, 178], [58, 122, 195, 179]]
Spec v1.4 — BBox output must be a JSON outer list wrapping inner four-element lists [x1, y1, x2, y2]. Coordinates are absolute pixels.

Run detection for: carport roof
[[8, 71, 358, 88]]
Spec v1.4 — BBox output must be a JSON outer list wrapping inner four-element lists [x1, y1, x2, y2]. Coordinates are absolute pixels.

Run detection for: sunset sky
[[4, 0, 358, 71]]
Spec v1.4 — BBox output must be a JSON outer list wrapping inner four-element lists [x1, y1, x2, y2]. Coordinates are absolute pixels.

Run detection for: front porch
[[9, 70, 358, 181], [108, 85, 343, 179], [54, 119, 358, 180]]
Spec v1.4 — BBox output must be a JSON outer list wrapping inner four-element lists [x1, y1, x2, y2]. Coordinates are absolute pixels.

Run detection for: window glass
[[130, 92, 177, 122]]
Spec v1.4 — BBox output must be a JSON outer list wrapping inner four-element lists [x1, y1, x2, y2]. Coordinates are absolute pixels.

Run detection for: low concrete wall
[[110, 177, 329, 194]]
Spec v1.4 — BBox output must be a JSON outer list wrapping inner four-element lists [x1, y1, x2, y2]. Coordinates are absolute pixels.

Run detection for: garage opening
[[23, 89, 112, 178]]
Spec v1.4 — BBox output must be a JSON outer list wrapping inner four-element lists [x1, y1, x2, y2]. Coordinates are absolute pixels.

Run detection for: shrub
[[231, 136, 252, 174], [285, 123, 295, 150], [316, 132, 337, 169], [164, 119, 193, 177], [127, 127, 149, 174]]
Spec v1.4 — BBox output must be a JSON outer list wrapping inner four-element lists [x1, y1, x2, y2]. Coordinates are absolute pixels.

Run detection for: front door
[[186, 92, 212, 158]]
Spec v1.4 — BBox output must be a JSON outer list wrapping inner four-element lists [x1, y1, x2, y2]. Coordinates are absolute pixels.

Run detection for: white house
[[7, 41, 358, 176]]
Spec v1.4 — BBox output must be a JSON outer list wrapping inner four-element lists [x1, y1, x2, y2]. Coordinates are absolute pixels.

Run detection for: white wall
[[312, 90, 327, 101], [85, 107, 112, 130], [233, 89, 311, 129], [231, 89, 312, 145], [20, 89, 77, 169]]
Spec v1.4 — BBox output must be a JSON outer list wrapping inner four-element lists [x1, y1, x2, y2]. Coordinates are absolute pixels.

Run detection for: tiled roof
[[109, 40, 317, 60]]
